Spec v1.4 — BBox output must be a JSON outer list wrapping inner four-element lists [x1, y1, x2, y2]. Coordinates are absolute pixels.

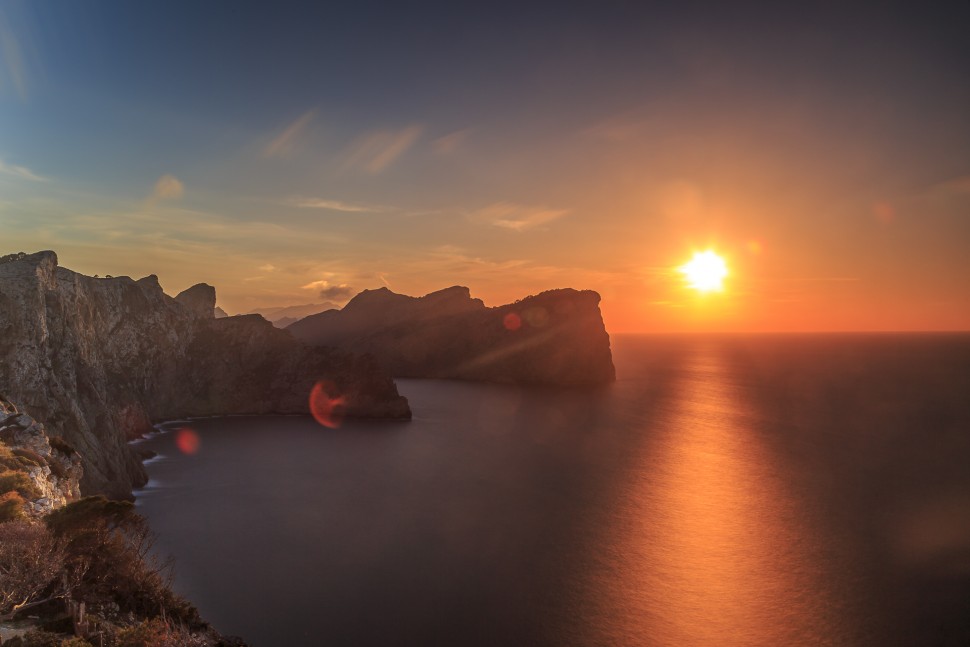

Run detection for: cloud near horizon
[[470, 202, 569, 231], [290, 197, 377, 212], [301, 279, 354, 301]]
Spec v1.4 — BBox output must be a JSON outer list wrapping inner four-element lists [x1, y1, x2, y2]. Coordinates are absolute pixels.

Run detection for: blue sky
[[2, 0, 969, 330]]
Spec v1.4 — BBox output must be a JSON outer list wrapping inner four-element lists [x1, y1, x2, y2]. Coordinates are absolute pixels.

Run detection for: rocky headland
[[287, 286, 616, 385], [0, 251, 410, 499]]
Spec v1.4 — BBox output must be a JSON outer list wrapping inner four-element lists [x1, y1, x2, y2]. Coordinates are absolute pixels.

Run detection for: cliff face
[[0, 396, 83, 519], [0, 252, 410, 498], [287, 286, 616, 385]]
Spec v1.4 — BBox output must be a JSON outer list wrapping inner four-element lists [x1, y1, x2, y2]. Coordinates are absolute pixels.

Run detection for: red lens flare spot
[[309, 381, 347, 429], [503, 312, 522, 331], [174, 428, 200, 455]]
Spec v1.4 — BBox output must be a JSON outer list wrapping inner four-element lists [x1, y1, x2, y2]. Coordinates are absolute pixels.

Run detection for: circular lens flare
[[175, 428, 200, 455], [679, 251, 728, 292], [503, 312, 522, 331], [309, 381, 347, 428]]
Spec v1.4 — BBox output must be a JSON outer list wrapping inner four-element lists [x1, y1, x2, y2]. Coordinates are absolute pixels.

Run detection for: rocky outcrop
[[287, 286, 616, 385], [0, 251, 410, 499], [0, 396, 82, 518], [174, 283, 217, 319]]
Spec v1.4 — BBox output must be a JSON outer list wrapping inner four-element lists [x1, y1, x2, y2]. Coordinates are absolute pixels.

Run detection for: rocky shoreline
[[0, 251, 410, 499]]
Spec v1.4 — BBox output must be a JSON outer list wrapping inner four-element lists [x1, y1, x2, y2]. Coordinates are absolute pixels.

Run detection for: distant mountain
[[247, 302, 339, 327], [287, 286, 616, 385]]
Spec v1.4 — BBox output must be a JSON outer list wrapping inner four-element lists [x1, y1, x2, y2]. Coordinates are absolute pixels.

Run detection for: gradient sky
[[1, 1, 968, 332]]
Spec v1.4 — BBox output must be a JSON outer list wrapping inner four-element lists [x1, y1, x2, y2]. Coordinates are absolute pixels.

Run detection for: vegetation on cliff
[[0, 497, 246, 646]]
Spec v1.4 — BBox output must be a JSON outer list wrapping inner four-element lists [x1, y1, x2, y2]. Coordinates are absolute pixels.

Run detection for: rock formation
[[0, 251, 410, 499], [0, 396, 83, 519], [287, 286, 616, 385]]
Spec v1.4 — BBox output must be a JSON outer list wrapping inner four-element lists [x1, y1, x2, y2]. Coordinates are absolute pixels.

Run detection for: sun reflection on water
[[590, 343, 839, 646]]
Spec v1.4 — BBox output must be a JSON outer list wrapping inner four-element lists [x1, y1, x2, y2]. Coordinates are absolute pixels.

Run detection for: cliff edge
[[0, 252, 410, 498], [287, 286, 616, 385]]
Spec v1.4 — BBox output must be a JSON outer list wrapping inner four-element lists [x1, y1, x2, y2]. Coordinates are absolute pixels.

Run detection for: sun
[[679, 251, 728, 292]]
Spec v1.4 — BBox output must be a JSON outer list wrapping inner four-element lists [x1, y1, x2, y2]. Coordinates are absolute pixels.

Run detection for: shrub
[[0, 490, 26, 522], [0, 521, 67, 620], [45, 497, 197, 623], [49, 437, 78, 458], [0, 468, 41, 499], [60, 638, 95, 647], [12, 630, 64, 647], [116, 618, 169, 647], [12, 447, 48, 468], [47, 458, 69, 480]]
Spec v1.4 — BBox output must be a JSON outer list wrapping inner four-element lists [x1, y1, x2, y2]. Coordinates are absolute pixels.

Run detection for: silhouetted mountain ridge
[[287, 286, 615, 385]]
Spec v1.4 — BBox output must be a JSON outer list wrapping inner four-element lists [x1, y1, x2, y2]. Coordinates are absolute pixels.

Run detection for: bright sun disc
[[679, 251, 728, 292]]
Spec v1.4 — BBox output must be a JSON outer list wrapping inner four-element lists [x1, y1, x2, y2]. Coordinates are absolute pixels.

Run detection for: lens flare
[[309, 381, 347, 428], [503, 312, 522, 330], [174, 427, 200, 455]]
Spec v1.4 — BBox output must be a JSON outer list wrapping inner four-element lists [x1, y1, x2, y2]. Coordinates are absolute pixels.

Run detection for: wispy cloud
[[264, 110, 316, 158], [0, 9, 28, 99], [290, 197, 378, 213], [342, 125, 422, 173], [0, 158, 47, 181], [927, 175, 970, 199], [582, 111, 648, 143], [151, 174, 184, 200], [432, 129, 471, 155], [470, 202, 569, 232]]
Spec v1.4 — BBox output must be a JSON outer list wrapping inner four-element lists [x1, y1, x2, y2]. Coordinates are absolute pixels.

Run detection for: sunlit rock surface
[[0, 396, 83, 518], [287, 286, 616, 385], [0, 251, 410, 498]]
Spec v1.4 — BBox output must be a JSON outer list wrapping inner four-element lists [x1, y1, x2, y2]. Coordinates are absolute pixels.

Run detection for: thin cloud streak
[[290, 197, 377, 213], [0, 10, 28, 99], [0, 158, 47, 181], [264, 110, 316, 158], [432, 129, 471, 154], [470, 202, 569, 231], [342, 125, 422, 173]]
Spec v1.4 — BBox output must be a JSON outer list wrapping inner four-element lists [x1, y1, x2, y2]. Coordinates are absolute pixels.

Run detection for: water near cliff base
[[135, 333, 970, 646]]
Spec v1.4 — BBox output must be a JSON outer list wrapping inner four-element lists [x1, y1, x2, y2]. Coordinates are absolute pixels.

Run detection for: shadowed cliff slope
[[0, 252, 410, 498], [287, 286, 616, 385]]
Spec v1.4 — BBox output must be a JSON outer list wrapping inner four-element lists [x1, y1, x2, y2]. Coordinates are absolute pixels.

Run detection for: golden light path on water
[[585, 343, 842, 646]]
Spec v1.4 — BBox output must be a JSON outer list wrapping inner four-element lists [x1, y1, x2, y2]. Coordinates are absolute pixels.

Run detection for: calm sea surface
[[134, 334, 970, 646]]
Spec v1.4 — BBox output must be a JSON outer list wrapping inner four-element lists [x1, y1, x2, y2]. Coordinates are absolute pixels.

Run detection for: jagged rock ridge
[[0, 252, 410, 498], [287, 286, 616, 385]]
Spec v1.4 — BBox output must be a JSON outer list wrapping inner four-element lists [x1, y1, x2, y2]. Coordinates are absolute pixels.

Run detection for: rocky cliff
[[287, 286, 616, 385], [0, 251, 410, 498], [0, 396, 82, 519]]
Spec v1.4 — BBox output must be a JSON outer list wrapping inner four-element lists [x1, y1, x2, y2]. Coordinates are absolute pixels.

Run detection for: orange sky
[[2, 3, 968, 332]]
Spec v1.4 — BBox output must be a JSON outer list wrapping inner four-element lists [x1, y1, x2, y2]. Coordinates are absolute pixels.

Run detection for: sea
[[133, 333, 970, 646]]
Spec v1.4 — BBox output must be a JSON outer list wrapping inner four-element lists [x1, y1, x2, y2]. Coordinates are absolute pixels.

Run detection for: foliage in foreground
[[0, 496, 241, 646]]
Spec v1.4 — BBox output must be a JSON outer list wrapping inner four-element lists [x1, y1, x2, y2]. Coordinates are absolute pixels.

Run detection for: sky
[[1, 0, 968, 332]]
